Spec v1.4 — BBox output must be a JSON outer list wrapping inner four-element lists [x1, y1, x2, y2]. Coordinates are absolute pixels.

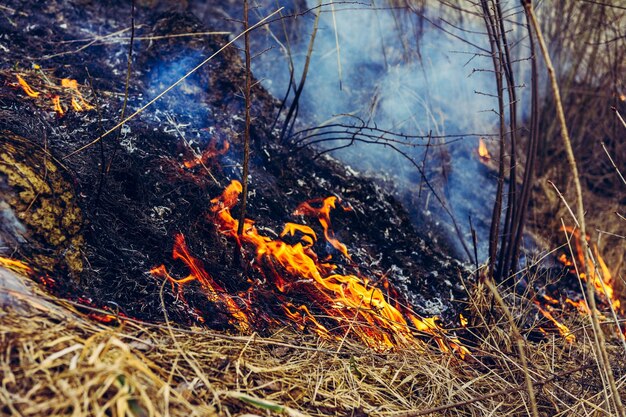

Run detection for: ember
[[183, 137, 230, 169]]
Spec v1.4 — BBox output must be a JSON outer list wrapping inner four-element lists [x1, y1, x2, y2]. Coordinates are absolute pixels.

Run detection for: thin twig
[[237, 0, 253, 238], [612, 106, 626, 129], [279, 0, 322, 143], [329, 0, 343, 90], [601, 142, 626, 186]]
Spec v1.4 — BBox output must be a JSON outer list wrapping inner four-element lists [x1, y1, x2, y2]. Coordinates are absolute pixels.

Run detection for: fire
[[294, 197, 352, 260], [13, 73, 94, 115], [150, 234, 250, 332], [52, 96, 64, 115], [153, 180, 468, 356], [16, 74, 40, 98], [0, 256, 33, 274], [532, 226, 623, 342], [478, 138, 491, 162], [561, 226, 621, 312], [565, 298, 591, 315], [533, 301, 576, 343], [184, 138, 230, 169], [61, 78, 95, 111]]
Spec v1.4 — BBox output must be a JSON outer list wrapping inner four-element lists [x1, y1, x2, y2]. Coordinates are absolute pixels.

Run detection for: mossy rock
[[0, 130, 84, 278]]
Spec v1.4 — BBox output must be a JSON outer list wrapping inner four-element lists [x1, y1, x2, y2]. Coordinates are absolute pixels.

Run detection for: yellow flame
[[16, 74, 40, 98], [207, 180, 468, 356], [52, 96, 64, 115], [61, 78, 95, 111], [0, 256, 32, 274], [478, 138, 491, 161]]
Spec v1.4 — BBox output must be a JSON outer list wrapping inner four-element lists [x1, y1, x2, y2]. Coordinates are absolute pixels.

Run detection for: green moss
[[0, 131, 84, 277]]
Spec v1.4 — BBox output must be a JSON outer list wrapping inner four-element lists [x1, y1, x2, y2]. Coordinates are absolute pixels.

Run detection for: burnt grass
[[0, 1, 469, 336]]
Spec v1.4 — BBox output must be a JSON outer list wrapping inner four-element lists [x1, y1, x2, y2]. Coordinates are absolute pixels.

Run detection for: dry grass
[[1, 270, 625, 417]]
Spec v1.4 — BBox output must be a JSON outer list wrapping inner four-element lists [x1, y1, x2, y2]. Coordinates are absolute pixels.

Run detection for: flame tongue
[[478, 138, 491, 162], [13, 73, 94, 115], [561, 226, 621, 312], [150, 234, 250, 332], [61, 78, 95, 111], [166, 180, 468, 355], [531, 225, 623, 342], [184, 138, 230, 169], [294, 197, 352, 260], [16, 74, 40, 98]]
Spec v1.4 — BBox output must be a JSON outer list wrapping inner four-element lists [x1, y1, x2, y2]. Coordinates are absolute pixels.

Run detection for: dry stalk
[[1, 272, 619, 417], [511, 5, 541, 277], [237, 0, 253, 238], [550, 184, 626, 355], [525, 1, 625, 416], [601, 142, 626, 186], [393, 364, 593, 417], [329, 0, 343, 90], [480, 0, 507, 279], [483, 276, 539, 417], [612, 106, 626, 129]]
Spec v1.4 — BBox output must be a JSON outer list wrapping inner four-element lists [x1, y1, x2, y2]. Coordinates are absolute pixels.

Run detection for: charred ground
[[0, 1, 467, 333]]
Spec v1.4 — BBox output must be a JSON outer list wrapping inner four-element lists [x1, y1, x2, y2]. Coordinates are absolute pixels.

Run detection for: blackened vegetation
[[0, 1, 467, 336]]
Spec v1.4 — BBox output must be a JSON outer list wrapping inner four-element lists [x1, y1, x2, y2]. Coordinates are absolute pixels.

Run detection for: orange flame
[[478, 138, 491, 162], [52, 96, 64, 115], [294, 197, 351, 260], [150, 234, 250, 332], [197, 180, 468, 355], [561, 226, 621, 312], [184, 139, 230, 169], [565, 298, 591, 315], [16, 74, 40, 98], [533, 301, 576, 343], [14, 73, 94, 115], [61, 78, 95, 111], [532, 226, 624, 342]]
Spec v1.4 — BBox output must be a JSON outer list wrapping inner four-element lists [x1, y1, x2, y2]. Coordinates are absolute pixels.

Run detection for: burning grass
[[2, 267, 626, 417], [8, 69, 95, 116]]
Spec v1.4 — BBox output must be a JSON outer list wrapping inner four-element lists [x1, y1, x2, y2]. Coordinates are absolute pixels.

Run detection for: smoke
[[142, 51, 214, 145], [244, 0, 533, 261]]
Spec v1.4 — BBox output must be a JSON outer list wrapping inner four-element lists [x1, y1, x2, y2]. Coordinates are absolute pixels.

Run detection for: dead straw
[[2, 267, 625, 417]]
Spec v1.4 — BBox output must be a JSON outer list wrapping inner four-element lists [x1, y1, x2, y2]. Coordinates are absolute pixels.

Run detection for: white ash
[[119, 136, 137, 153]]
